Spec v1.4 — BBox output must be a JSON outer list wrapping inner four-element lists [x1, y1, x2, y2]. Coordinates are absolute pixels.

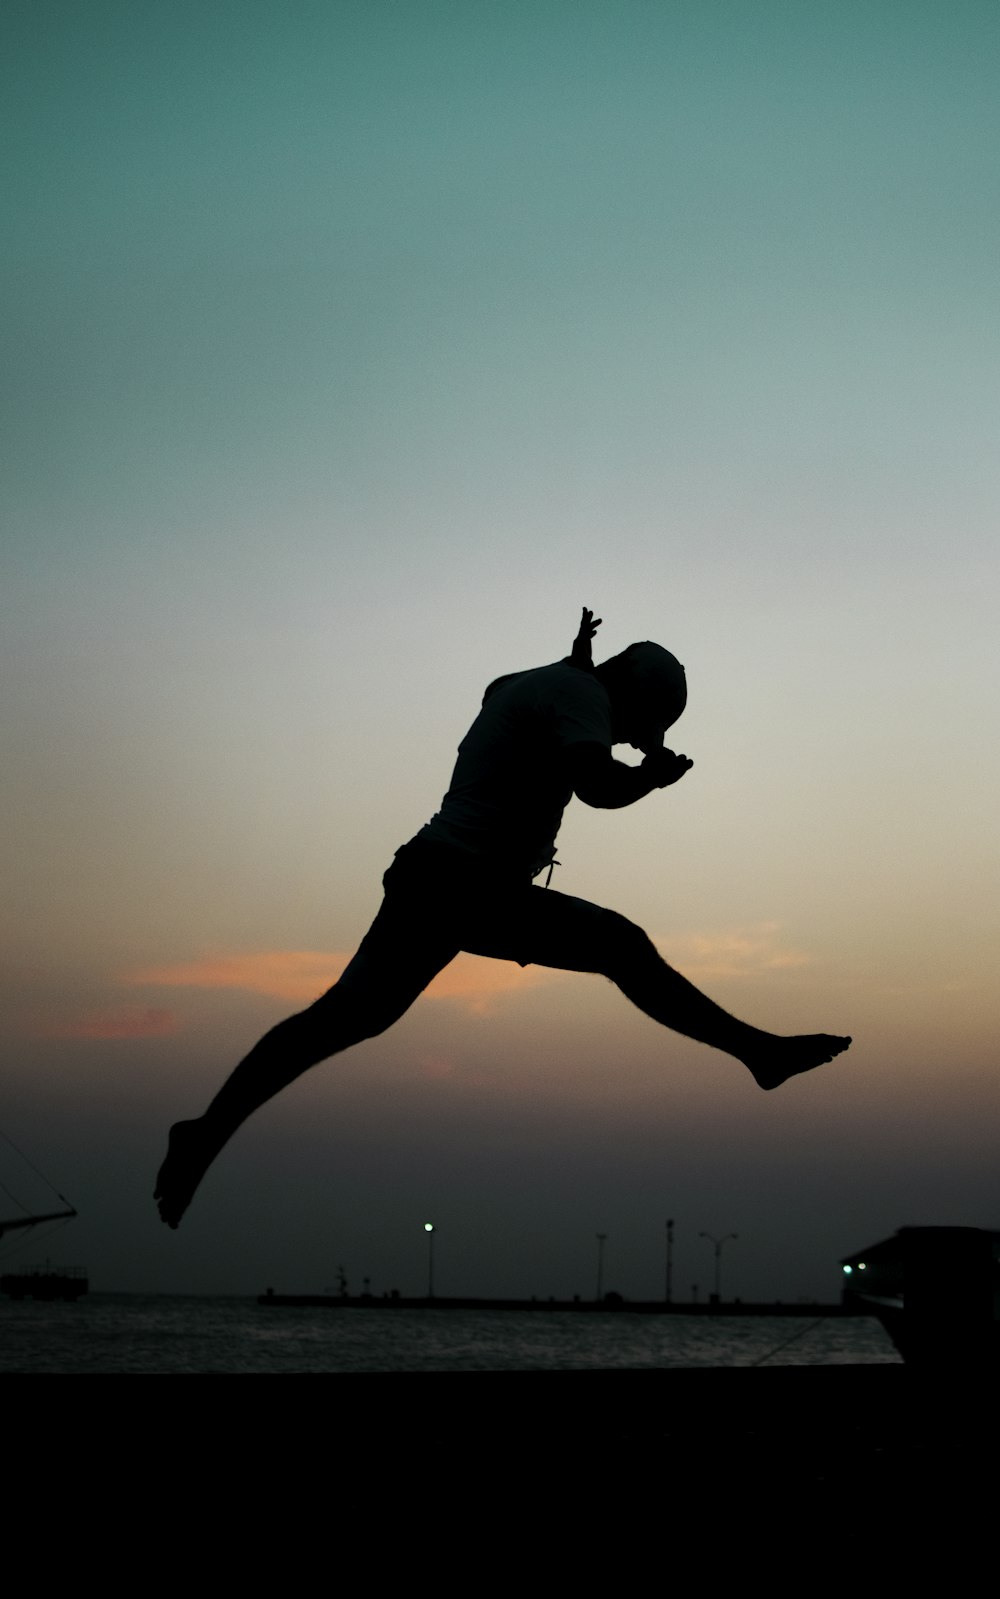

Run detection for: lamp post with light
[[595, 1233, 607, 1303], [423, 1222, 435, 1299], [699, 1231, 738, 1304], [665, 1218, 675, 1305]]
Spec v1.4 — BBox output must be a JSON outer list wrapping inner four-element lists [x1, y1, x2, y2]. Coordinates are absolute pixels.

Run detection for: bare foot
[[154, 1119, 216, 1228], [741, 1033, 852, 1091]]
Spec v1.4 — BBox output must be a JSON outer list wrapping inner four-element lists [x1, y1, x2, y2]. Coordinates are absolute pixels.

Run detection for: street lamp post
[[595, 1233, 607, 1303], [665, 1218, 675, 1305], [699, 1231, 738, 1304], [423, 1222, 435, 1299]]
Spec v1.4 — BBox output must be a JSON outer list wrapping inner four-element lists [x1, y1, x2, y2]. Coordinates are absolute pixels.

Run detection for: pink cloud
[[127, 950, 554, 1014], [425, 955, 553, 1014], [128, 951, 344, 1004]]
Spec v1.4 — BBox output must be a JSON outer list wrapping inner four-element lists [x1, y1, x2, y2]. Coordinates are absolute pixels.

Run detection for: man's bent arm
[[569, 742, 692, 809]]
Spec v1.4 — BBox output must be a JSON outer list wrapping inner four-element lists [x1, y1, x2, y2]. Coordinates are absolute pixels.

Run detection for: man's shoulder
[[484, 661, 608, 725], [530, 661, 611, 742], [529, 660, 606, 699]]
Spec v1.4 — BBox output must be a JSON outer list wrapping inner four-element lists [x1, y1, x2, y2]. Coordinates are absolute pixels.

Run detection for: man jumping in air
[[156, 611, 851, 1228]]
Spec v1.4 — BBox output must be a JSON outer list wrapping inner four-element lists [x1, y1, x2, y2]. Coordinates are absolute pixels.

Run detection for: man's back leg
[[155, 910, 459, 1227]]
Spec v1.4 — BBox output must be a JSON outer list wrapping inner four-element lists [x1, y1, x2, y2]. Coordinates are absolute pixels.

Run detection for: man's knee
[[596, 909, 658, 977]]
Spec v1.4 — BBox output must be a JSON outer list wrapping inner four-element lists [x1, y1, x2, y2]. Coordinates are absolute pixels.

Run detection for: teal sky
[[3, 2, 998, 1304]]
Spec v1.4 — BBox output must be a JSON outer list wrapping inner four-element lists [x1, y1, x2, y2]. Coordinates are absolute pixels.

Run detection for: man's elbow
[[568, 743, 620, 809], [574, 778, 632, 809], [574, 783, 612, 809]]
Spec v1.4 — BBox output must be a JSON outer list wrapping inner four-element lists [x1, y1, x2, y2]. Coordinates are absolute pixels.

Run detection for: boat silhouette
[[841, 1225, 999, 1366], [0, 1129, 87, 1302]]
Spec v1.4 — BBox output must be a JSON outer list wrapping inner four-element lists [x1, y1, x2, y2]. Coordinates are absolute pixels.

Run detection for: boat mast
[[0, 1125, 79, 1240], [0, 1207, 77, 1238]]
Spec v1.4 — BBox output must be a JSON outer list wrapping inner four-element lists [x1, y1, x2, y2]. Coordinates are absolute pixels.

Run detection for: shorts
[[335, 835, 614, 1010]]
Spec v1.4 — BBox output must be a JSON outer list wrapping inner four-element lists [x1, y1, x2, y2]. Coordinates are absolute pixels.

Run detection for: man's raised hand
[[642, 748, 693, 788], [569, 607, 603, 668]]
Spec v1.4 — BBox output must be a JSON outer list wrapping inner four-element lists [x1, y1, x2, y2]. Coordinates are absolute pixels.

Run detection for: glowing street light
[[423, 1222, 435, 1299], [699, 1231, 738, 1303]]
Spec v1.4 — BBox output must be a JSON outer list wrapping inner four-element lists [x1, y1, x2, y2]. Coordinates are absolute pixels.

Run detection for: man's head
[[596, 641, 687, 753]]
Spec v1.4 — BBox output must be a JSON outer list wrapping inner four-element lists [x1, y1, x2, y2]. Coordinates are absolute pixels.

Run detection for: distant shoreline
[[258, 1290, 858, 1316]]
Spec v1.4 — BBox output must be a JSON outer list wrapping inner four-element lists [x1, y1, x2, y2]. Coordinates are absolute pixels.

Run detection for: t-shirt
[[417, 661, 612, 876]]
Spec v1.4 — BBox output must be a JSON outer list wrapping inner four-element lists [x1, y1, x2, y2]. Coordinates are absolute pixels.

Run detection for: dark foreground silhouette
[[156, 611, 850, 1228]]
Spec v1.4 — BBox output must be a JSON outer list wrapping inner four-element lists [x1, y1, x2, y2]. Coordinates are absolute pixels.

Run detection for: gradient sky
[[3, 1, 998, 1305]]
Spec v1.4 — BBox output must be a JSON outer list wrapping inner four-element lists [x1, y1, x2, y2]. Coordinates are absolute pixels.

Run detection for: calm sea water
[[0, 1294, 901, 1374]]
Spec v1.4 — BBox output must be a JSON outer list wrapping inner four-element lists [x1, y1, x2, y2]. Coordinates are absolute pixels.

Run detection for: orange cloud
[[42, 1006, 179, 1041], [425, 956, 552, 1015], [657, 923, 812, 981], [129, 951, 344, 1004], [127, 950, 554, 1014]]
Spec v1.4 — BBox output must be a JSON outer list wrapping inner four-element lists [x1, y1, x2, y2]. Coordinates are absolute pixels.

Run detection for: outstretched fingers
[[569, 607, 603, 668]]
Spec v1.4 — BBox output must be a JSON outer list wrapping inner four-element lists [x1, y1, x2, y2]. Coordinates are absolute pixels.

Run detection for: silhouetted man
[[156, 611, 850, 1227]]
